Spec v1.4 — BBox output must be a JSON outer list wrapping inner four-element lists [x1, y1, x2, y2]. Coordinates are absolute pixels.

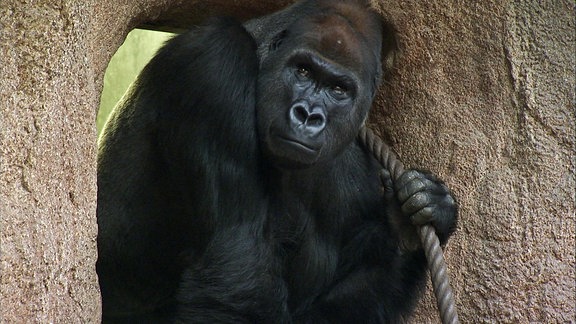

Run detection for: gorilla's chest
[[268, 201, 344, 302]]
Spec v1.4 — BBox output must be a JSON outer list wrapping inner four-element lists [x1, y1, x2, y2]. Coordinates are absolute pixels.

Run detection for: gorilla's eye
[[330, 84, 350, 100], [296, 66, 312, 79], [332, 85, 346, 95]]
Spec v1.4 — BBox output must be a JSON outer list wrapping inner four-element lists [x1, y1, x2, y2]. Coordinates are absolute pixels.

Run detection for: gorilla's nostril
[[307, 114, 325, 128], [293, 105, 309, 123]]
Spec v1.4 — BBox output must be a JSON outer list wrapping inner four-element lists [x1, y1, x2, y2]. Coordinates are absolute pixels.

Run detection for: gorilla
[[96, 0, 458, 322]]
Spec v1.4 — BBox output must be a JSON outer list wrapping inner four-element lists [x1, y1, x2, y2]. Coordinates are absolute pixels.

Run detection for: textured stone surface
[[1, 0, 573, 322], [371, 0, 575, 321], [0, 0, 101, 322]]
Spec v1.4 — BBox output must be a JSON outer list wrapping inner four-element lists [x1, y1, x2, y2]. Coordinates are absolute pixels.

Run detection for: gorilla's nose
[[290, 103, 326, 137]]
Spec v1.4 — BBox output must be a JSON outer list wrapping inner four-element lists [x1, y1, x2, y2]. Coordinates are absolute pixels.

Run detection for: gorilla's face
[[256, 9, 383, 168]]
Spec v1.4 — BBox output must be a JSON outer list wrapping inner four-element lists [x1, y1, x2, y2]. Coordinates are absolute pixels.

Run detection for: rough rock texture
[[0, 0, 573, 322], [371, 1, 575, 322], [0, 0, 103, 322]]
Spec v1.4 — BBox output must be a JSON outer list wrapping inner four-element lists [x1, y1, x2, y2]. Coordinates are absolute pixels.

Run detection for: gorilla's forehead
[[316, 16, 365, 66], [291, 11, 379, 76]]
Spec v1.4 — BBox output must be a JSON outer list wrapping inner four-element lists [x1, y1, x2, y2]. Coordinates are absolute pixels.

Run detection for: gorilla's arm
[[150, 18, 290, 322], [148, 16, 270, 231], [154, 17, 260, 187], [176, 224, 291, 323], [293, 163, 458, 323], [98, 17, 274, 320]]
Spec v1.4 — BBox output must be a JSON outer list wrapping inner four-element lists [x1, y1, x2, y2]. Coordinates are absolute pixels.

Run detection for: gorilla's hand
[[382, 169, 458, 251]]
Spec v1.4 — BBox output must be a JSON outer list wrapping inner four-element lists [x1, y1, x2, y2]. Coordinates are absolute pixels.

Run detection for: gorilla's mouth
[[264, 130, 322, 168], [264, 127, 323, 169], [278, 136, 318, 153]]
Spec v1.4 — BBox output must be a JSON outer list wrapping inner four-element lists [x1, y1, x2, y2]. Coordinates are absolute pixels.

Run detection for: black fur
[[97, 1, 458, 323]]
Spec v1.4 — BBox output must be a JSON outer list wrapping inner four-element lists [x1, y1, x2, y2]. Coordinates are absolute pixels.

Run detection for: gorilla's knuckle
[[413, 191, 431, 206], [402, 169, 420, 182], [410, 206, 435, 225], [402, 192, 432, 215]]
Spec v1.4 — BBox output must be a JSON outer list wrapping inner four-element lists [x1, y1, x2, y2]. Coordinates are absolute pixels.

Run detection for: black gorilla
[[96, 0, 458, 322]]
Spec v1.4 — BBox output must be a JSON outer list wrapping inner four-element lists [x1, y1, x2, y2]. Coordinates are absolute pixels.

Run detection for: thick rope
[[359, 126, 459, 324]]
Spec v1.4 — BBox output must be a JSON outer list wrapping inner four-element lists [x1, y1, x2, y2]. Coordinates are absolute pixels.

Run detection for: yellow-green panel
[[97, 29, 174, 135]]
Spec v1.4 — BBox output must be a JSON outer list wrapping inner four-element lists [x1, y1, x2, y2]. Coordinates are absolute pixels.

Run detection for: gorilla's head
[[256, 1, 393, 169]]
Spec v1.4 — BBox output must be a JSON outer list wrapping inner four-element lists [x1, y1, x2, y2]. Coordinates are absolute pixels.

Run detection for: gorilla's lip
[[277, 136, 318, 153]]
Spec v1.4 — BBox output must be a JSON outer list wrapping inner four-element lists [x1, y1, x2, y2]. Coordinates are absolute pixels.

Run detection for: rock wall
[[1, 0, 101, 321], [1, 0, 573, 322], [371, 1, 575, 321]]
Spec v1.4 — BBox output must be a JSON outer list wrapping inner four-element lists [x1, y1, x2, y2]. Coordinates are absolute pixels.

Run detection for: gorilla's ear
[[269, 30, 288, 52], [380, 20, 398, 74]]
